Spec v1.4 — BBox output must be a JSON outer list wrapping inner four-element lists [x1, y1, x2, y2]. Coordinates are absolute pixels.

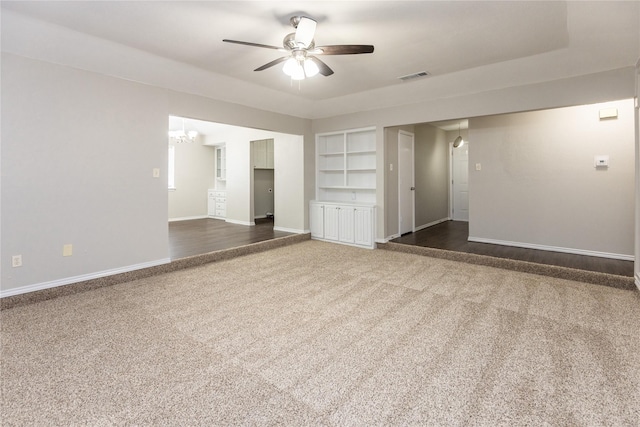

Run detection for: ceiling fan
[[223, 16, 374, 80]]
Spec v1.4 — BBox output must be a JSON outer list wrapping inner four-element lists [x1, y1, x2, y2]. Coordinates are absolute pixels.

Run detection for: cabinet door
[[354, 207, 373, 247], [266, 139, 274, 169], [338, 206, 355, 244], [253, 139, 267, 169], [208, 193, 216, 216], [216, 147, 226, 180], [309, 203, 325, 238], [323, 205, 340, 241]]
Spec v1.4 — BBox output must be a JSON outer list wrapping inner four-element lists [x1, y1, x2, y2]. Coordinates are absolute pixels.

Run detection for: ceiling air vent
[[398, 71, 430, 82]]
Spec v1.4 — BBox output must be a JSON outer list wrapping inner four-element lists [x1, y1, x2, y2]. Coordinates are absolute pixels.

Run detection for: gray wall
[[469, 99, 635, 258], [414, 124, 450, 227], [2, 54, 170, 291], [1, 53, 312, 295], [313, 67, 637, 242], [2, 54, 638, 294], [168, 139, 216, 220]]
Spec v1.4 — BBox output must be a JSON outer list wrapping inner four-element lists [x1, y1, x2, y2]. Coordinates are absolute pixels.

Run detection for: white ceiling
[[2, 1, 639, 118]]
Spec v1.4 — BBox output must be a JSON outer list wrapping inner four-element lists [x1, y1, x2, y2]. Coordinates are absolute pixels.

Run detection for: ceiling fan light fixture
[[283, 57, 319, 80], [282, 57, 297, 75], [303, 59, 319, 77]]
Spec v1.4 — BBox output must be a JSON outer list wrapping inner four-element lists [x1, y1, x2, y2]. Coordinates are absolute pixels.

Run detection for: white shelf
[[316, 127, 376, 204], [347, 150, 376, 155], [318, 186, 375, 191]]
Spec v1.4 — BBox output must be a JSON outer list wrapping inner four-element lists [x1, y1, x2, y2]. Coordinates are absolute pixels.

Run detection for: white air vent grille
[[398, 71, 430, 81]]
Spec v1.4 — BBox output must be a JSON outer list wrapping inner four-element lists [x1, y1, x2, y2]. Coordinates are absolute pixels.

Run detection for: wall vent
[[398, 71, 430, 82]]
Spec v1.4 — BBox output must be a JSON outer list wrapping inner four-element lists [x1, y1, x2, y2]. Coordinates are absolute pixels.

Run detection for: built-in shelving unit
[[316, 127, 376, 203]]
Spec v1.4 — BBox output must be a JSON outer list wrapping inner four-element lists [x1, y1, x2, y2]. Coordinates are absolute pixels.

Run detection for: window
[[168, 145, 176, 190]]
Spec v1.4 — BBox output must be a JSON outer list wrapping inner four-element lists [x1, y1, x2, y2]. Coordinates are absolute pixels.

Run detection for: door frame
[[398, 130, 415, 235]]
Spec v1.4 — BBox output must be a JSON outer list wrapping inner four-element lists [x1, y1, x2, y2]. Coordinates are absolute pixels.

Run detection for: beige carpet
[[2, 240, 639, 425]]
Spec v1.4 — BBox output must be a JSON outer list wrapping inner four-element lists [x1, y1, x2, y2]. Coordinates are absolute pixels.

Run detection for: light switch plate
[[153, 168, 160, 178], [594, 155, 609, 168]]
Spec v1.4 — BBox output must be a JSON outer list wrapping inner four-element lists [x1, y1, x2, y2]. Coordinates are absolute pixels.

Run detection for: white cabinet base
[[208, 190, 226, 219], [309, 201, 375, 249]]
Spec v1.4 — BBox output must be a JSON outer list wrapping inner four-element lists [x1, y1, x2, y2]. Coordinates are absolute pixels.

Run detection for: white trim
[[225, 219, 255, 226], [168, 215, 208, 222], [415, 217, 450, 232], [273, 226, 306, 234], [377, 233, 401, 243], [0, 258, 171, 298], [635, 273, 640, 291], [315, 126, 376, 138], [449, 142, 454, 218], [468, 236, 635, 261], [254, 214, 267, 219]]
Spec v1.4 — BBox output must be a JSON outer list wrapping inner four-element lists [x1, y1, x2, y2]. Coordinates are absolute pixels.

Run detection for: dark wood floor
[[392, 221, 634, 277], [169, 218, 292, 260], [171, 218, 634, 277]]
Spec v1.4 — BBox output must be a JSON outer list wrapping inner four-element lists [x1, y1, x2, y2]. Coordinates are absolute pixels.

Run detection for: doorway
[[450, 141, 469, 221], [398, 130, 415, 235], [251, 139, 275, 222]]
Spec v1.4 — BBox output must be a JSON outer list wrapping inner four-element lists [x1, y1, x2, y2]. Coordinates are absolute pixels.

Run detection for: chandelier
[[169, 118, 198, 143]]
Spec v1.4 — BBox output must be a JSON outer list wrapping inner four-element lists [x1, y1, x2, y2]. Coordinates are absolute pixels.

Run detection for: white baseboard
[[378, 233, 400, 244], [254, 215, 267, 219], [273, 226, 306, 234], [0, 258, 171, 298], [415, 217, 451, 232], [468, 236, 634, 261], [168, 215, 207, 222], [225, 219, 255, 226]]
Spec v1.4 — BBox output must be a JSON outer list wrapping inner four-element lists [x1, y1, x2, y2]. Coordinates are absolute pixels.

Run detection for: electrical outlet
[[63, 244, 73, 257], [12, 255, 22, 267]]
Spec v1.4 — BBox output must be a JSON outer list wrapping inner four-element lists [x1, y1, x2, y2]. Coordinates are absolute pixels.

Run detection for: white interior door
[[451, 142, 469, 221], [398, 131, 415, 235]]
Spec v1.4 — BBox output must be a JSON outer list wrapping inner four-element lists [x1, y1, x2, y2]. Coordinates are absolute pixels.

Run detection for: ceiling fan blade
[[223, 39, 284, 51], [295, 16, 316, 48], [308, 56, 334, 76], [315, 45, 375, 55], [254, 56, 289, 72]]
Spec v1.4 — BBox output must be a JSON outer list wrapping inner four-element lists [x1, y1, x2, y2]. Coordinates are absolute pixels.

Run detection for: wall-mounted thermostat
[[594, 155, 609, 168]]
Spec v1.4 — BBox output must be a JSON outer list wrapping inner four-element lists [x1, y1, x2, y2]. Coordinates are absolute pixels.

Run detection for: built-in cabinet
[[310, 201, 375, 249], [311, 127, 376, 249], [253, 139, 274, 169], [216, 146, 226, 181], [208, 190, 226, 219]]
